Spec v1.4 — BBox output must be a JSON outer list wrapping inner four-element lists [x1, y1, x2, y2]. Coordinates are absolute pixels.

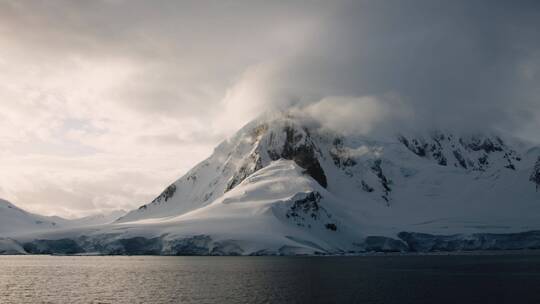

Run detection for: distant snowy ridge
[[0, 199, 63, 236], [2, 112, 540, 255], [0, 198, 125, 237]]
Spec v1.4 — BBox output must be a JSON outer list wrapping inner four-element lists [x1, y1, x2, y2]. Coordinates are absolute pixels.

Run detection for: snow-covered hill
[[0, 199, 65, 236], [4, 112, 540, 255], [0, 198, 125, 237]]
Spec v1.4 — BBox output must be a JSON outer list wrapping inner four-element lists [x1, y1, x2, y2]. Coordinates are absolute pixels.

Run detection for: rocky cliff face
[[398, 132, 521, 171], [226, 122, 327, 191]]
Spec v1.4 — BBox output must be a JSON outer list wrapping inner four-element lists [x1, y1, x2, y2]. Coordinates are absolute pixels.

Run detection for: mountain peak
[[22, 112, 537, 255], [118, 112, 539, 226]]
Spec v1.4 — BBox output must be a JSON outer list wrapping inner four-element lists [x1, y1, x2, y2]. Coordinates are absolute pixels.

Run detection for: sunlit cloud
[[0, 0, 539, 217]]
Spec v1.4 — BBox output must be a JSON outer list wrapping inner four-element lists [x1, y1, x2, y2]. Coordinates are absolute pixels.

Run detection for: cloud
[[299, 1, 539, 134], [298, 94, 411, 136], [211, 0, 540, 139], [0, 0, 539, 216]]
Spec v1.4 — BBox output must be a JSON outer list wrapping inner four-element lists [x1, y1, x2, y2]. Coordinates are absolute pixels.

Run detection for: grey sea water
[[1, 254, 540, 303]]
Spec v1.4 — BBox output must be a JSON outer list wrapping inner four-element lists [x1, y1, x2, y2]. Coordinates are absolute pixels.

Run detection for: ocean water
[[1, 254, 540, 303]]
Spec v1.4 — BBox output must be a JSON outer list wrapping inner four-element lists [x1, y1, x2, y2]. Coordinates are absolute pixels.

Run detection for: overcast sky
[[1, 0, 539, 217]]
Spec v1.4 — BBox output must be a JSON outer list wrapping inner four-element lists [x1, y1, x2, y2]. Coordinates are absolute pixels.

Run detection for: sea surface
[[1, 254, 540, 303]]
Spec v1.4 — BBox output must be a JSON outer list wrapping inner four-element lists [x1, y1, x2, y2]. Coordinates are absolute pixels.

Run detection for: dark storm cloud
[[260, 0, 540, 137]]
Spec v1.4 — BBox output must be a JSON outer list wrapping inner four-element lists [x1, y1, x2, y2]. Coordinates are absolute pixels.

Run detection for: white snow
[[2, 112, 540, 254], [0, 198, 125, 237], [0, 199, 64, 236]]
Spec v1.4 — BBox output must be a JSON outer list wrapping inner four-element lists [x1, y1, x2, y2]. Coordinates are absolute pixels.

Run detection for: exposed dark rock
[[452, 150, 467, 169], [401, 134, 450, 166], [287, 192, 323, 221], [224, 125, 271, 192], [277, 126, 327, 188], [413, 139, 427, 156], [502, 152, 517, 170], [361, 180, 374, 192], [151, 184, 177, 204], [432, 148, 447, 166], [325, 223, 337, 231], [371, 159, 391, 203], [226, 153, 263, 192], [466, 137, 503, 153], [330, 137, 357, 169], [125, 183, 176, 216], [288, 145, 327, 188], [478, 154, 489, 168], [399, 135, 428, 157], [531, 157, 540, 191], [285, 192, 337, 230], [400, 134, 519, 171], [505, 163, 516, 170], [226, 124, 328, 192], [398, 135, 410, 149]]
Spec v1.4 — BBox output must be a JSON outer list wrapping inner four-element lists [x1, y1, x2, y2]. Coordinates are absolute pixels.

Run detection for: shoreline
[[3, 249, 540, 258]]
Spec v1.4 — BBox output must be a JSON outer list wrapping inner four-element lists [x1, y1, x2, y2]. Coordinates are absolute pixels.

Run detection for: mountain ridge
[[2, 112, 540, 255], [119, 113, 539, 223], [0, 198, 126, 237]]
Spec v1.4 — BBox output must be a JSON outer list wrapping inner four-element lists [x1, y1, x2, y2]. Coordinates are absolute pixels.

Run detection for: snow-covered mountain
[[0, 199, 125, 236], [4, 112, 540, 255], [0, 199, 64, 236]]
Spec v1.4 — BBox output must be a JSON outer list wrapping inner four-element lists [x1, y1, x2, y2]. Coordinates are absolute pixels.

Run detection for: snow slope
[[0, 198, 125, 237], [5, 112, 540, 255], [68, 210, 127, 227], [0, 199, 63, 236]]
